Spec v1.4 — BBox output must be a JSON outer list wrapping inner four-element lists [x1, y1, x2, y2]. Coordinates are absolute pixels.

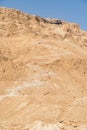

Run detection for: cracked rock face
[[0, 7, 87, 130]]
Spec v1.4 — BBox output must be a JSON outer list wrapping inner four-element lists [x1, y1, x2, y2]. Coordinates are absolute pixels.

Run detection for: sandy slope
[[0, 7, 87, 130]]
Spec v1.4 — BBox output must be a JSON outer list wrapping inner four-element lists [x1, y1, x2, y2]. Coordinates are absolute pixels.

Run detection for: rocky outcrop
[[46, 18, 62, 24]]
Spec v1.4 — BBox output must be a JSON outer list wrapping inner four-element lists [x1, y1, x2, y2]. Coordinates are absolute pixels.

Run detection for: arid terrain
[[0, 7, 87, 130]]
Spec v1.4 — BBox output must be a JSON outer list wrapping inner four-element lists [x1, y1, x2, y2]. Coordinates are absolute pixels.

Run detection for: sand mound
[[0, 7, 87, 129]]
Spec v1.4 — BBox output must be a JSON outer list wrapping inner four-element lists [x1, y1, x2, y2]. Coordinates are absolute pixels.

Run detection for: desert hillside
[[0, 7, 87, 130]]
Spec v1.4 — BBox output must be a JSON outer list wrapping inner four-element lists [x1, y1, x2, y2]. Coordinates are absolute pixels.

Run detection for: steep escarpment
[[0, 7, 87, 130]]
